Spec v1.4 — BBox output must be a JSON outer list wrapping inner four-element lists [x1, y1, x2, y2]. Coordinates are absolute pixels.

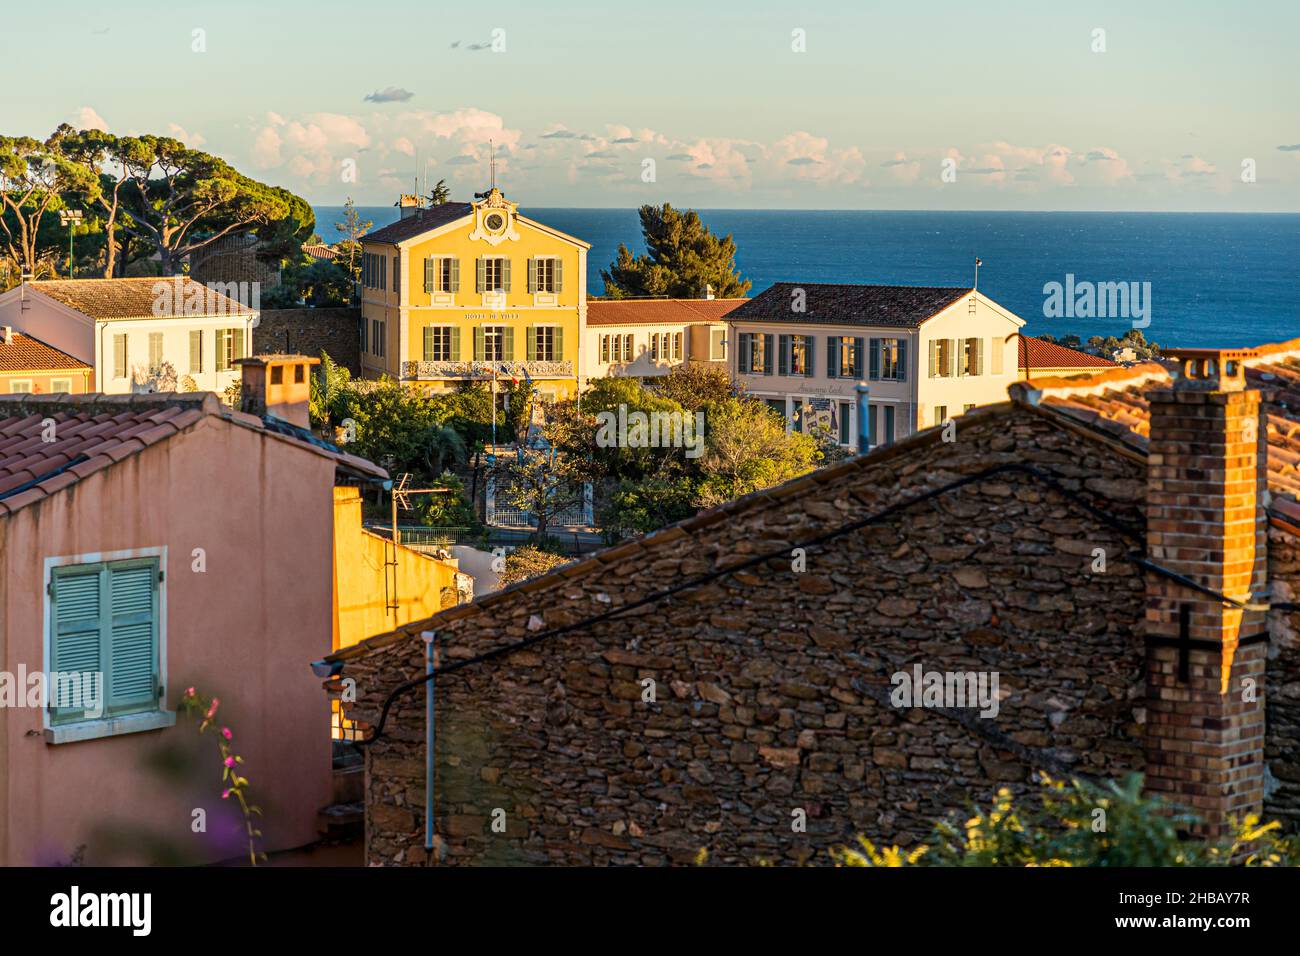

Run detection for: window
[[9, 379, 32, 393], [962, 337, 984, 376], [215, 328, 245, 372], [477, 325, 511, 362], [392, 256, 400, 296], [673, 332, 683, 360], [271, 365, 283, 385], [48, 557, 161, 726], [50, 378, 72, 393], [528, 326, 561, 362], [779, 334, 814, 376], [934, 405, 948, 427], [649, 333, 661, 360], [839, 401, 852, 445], [477, 257, 510, 293], [883, 405, 896, 444], [827, 337, 863, 379], [424, 257, 460, 294], [963, 403, 976, 414], [294, 364, 305, 384], [710, 329, 726, 361], [361, 252, 387, 291], [147, 332, 164, 372], [529, 257, 562, 293], [370, 320, 386, 359], [870, 338, 906, 381], [189, 330, 204, 374], [738, 332, 774, 374], [423, 326, 458, 362], [113, 334, 128, 379], [930, 339, 955, 378], [599, 334, 611, 364]]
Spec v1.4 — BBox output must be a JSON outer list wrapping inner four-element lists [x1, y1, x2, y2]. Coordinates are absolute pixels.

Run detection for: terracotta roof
[[1018, 337, 1118, 371], [0, 332, 90, 372], [726, 282, 971, 328], [1012, 338, 1300, 513], [302, 243, 338, 261], [586, 298, 748, 326], [22, 277, 254, 320], [0, 392, 386, 517], [363, 203, 473, 245]]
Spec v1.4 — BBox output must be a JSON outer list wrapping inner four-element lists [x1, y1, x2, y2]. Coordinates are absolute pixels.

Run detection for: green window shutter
[[423, 327, 435, 362], [449, 258, 460, 292], [897, 340, 907, 381], [106, 561, 159, 715], [215, 330, 227, 372], [827, 338, 839, 379], [502, 326, 515, 360], [975, 337, 984, 375], [805, 335, 815, 377], [502, 258, 512, 293], [526, 326, 537, 361], [928, 340, 937, 378], [600, 336, 609, 363], [450, 326, 461, 361], [473, 326, 485, 361], [869, 337, 880, 380], [424, 258, 434, 293], [555, 257, 563, 293], [476, 258, 486, 293], [778, 335, 789, 375], [737, 333, 751, 373], [527, 257, 538, 294], [189, 330, 202, 373], [233, 328, 245, 362], [50, 566, 103, 723], [554, 326, 564, 362], [853, 338, 865, 378]]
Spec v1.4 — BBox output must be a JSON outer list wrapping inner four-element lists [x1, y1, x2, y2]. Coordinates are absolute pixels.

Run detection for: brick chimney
[[1143, 348, 1268, 838], [235, 355, 319, 430]]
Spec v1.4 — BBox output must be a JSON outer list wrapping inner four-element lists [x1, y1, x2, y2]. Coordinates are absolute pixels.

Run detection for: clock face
[[485, 212, 505, 231]]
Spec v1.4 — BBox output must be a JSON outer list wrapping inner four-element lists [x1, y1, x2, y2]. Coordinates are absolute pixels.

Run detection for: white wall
[[95, 316, 256, 395], [0, 294, 94, 363]]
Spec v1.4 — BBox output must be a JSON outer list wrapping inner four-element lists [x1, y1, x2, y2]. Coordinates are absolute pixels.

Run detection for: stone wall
[[339, 405, 1169, 865], [1266, 521, 1300, 829], [254, 308, 360, 374]]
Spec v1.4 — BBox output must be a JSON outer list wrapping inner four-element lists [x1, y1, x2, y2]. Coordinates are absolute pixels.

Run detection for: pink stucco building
[[0, 369, 387, 865]]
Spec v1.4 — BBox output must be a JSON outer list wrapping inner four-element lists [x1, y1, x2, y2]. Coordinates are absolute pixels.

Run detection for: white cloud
[[71, 106, 109, 132]]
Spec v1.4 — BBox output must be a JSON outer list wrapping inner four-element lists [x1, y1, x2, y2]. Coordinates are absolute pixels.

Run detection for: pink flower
[[224, 756, 236, 768], [221, 789, 231, 799], [184, 687, 195, 698], [221, 727, 232, 740], [206, 698, 219, 719]]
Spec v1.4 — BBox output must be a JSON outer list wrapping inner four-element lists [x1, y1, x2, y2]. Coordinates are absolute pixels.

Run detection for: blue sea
[[313, 206, 1300, 348]]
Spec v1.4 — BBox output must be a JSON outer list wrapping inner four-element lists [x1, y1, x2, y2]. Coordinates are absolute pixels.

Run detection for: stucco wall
[[0, 417, 336, 865], [332, 487, 461, 652]]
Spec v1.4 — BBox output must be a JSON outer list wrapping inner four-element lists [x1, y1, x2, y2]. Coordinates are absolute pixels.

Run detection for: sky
[[2, 0, 1298, 210]]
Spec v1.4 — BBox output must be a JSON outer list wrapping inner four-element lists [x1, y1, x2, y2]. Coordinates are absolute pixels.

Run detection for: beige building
[[1018, 336, 1119, 379], [726, 283, 1025, 448], [583, 298, 740, 384]]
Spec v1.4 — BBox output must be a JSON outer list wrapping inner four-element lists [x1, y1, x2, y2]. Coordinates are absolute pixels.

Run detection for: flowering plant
[[180, 688, 267, 865]]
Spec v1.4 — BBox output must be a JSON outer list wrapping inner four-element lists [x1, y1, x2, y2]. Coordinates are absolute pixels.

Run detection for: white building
[[727, 283, 1025, 449], [583, 298, 740, 385], [0, 278, 257, 395]]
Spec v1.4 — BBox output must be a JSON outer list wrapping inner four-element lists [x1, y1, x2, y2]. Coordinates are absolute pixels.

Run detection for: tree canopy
[[601, 203, 750, 299]]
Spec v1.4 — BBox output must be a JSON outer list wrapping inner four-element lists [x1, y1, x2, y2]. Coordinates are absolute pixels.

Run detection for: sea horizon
[[312, 205, 1300, 349]]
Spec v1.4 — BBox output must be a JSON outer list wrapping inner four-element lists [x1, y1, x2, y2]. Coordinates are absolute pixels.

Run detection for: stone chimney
[[235, 355, 319, 430], [398, 194, 421, 220], [1143, 348, 1268, 838]]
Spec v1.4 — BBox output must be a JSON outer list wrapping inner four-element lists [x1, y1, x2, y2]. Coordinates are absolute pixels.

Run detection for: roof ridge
[[0, 391, 220, 417]]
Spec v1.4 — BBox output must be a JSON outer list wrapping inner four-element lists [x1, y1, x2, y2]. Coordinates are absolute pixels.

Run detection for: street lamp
[[59, 209, 83, 278]]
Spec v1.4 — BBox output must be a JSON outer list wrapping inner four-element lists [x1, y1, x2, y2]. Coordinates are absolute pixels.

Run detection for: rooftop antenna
[[973, 257, 982, 293], [489, 139, 497, 190]]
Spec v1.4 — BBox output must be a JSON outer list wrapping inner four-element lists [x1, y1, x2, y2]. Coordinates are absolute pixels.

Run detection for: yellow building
[[358, 188, 590, 402]]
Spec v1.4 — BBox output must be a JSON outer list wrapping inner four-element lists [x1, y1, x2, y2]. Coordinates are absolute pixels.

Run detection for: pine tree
[[601, 203, 750, 299]]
